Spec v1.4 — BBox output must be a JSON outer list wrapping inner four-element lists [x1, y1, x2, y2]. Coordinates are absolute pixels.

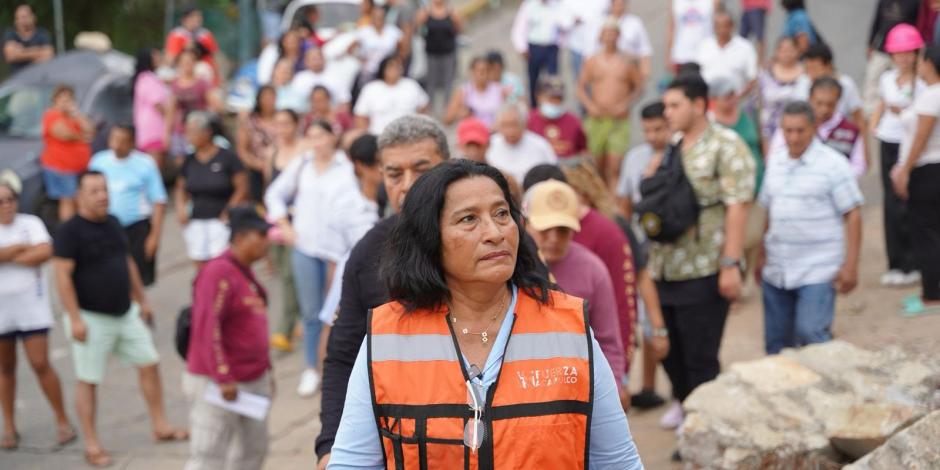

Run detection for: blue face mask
[[539, 102, 565, 120]]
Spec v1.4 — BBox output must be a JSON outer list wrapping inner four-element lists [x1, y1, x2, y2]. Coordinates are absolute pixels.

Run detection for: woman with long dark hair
[[236, 86, 278, 202], [327, 159, 642, 469], [353, 55, 429, 134], [133, 48, 174, 170], [893, 44, 940, 314]]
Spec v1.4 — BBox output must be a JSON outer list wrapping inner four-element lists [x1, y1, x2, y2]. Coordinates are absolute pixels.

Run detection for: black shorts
[[0, 328, 50, 341], [740, 8, 767, 41]]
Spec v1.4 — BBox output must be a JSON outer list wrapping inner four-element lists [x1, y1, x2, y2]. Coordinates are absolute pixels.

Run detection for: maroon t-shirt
[[187, 250, 271, 384], [527, 110, 588, 158], [573, 209, 638, 371]]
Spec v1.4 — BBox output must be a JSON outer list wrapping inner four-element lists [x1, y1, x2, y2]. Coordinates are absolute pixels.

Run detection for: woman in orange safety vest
[[326, 159, 644, 469]]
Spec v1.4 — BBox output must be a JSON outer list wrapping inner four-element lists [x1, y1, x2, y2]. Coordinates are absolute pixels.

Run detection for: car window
[[290, 3, 360, 32], [88, 79, 133, 126], [0, 86, 52, 139]]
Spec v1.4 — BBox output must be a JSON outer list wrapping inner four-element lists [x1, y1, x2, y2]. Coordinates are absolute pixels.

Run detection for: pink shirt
[[187, 251, 271, 384], [549, 241, 626, 383], [133, 71, 170, 149], [741, 0, 771, 10]]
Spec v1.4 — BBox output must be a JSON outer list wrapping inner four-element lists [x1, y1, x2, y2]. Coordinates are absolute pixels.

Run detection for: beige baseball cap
[[523, 180, 581, 232]]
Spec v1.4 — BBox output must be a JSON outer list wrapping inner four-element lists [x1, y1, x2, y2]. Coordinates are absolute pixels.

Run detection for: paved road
[[8, 1, 882, 469]]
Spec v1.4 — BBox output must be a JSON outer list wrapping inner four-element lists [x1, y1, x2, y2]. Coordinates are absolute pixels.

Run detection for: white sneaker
[[659, 400, 684, 429], [880, 270, 904, 286], [297, 369, 321, 398], [900, 271, 922, 286]]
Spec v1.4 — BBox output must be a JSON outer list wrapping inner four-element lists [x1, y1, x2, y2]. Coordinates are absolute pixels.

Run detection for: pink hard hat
[[884, 24, 925, 54]]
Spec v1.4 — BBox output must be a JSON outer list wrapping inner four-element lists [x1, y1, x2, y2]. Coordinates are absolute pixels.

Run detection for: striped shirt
[[758, 139, 864, 289]]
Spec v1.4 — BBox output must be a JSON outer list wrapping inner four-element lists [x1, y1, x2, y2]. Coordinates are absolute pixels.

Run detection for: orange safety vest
[[367, 288, 594, 469]]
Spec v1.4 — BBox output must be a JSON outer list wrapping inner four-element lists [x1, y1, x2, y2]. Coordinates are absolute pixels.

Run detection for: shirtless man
[[578, 17, 641, 189]]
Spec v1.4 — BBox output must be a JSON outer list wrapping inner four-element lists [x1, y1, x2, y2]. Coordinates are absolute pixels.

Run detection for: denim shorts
[[740, 8, 767, 40], [42, 168, 79, 199]]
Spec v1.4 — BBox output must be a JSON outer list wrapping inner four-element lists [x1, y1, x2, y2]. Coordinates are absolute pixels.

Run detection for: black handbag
[[175, 306, 192, 359], [634, 142, 701, 243]]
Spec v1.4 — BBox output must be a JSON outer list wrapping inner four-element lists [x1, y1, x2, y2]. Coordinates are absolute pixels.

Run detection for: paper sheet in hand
[[204, 383, 271, 421]]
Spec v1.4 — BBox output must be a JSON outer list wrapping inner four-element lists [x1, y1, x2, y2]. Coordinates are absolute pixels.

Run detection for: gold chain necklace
[[450, 292, 508, 345]]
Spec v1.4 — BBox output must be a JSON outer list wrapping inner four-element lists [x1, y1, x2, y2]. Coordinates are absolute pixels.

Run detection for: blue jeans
[[291, 250, 327, 368], [761, 281, 835, 354]]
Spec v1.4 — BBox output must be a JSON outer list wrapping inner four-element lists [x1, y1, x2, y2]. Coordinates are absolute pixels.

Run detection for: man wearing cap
[[53, 171, 186, 467], [529, 75, 588, 160], [456, 117, 491, 163], [185, 205, 274, 470], [524, 180, 626, 385]]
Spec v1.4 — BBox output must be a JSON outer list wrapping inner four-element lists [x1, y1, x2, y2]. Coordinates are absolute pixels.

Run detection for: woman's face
[[775, 39, 798, 65], [917, 54, 937, 81], [307, 124, 337, 151], [272, 59, 294, 87], [282, 30, 301, 55], [274, 111, 298, 141], [0, 186, 17, 225], [371, 7, 385, 27], [311, 89, 332, 113], [439, 177, 519, 287], [185, 122, 212, 148], [470, 61, 489, 86], [893, 51, 918, 73], [383, 58, 403, 84], [53, 91, 75, 111], [177, 51, 196, 75], [151, 49, 164, 69], [259, 88, 277, 114]]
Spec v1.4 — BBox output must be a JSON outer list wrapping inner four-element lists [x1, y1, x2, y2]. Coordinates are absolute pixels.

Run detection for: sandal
[[84, 448, 112, 467], [153, 428, 189, 442], [56, 425, 77, 447], [1, 432, 18, 450]]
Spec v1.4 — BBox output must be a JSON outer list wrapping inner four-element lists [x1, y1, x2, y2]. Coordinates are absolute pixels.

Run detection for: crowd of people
[[2, 0, 940, 468]]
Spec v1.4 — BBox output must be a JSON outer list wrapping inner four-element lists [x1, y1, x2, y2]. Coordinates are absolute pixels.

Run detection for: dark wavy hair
[[382, 159, 551, 311]]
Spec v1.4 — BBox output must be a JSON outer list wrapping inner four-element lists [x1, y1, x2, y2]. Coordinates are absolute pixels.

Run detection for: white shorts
[[0, 288, 54, 335], [183, 218, 230, 261]]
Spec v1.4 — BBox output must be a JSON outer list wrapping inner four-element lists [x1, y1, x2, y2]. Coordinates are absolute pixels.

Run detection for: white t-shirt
[[797, 73, 863, 118], [562, 0, 610, 56], [291, 68, 352, 104], [357, 24, 403, 76], [486, 131, 558, 183], [875, 69, 926, 144], [697, 35, 758, 90], [671, 0, 714, 64], [0, 214, 54, 334], [616, 143, 655, 203], [899, 83, 940, 167], [353, 78, 429, 135]]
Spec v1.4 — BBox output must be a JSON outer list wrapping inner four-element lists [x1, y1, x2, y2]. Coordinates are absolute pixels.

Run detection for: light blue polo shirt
[[89, 150, 168, 227]]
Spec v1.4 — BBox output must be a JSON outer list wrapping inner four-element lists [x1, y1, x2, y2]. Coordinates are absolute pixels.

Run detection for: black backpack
[[634, 142, 701, 243]]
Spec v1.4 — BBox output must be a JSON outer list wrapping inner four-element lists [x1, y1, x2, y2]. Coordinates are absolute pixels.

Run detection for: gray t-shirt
[[615, 143, 655, 203]]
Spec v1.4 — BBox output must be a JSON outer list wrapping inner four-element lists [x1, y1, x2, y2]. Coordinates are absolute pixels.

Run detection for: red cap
[[457, 118, 490, 146]]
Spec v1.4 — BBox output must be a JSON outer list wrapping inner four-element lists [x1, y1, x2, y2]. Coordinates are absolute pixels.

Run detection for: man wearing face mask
[[527, 75, 588, 160]]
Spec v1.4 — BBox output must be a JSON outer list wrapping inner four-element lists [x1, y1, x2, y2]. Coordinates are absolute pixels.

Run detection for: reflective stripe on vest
[[367, 289, 594, 470]]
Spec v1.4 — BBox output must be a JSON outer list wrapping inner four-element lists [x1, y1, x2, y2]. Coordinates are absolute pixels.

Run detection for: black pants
[[526, 43, 559, 107], [908, 163, 940, 300], [879, 141, 917, 272], [657, 276, 730, 402], [126, 219, 156, 287]]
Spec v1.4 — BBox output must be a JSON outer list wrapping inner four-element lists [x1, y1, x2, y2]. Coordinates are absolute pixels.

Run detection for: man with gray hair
[[315, 115, 449, 469], [486, 101, 558, 183], [755, 100, 863, 355]]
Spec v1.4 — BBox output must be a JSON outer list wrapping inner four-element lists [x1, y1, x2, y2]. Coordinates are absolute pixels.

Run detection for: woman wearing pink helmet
[[870, 23, 925, 288]]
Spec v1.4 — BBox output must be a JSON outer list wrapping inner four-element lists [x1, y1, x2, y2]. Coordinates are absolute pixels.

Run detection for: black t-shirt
[[2, 27, 52, 75], [180, 148, 245, 219], [53, 215, 131, 316]]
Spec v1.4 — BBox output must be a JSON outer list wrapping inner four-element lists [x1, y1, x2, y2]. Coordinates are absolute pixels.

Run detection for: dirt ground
[[624, 198, 940, 469]]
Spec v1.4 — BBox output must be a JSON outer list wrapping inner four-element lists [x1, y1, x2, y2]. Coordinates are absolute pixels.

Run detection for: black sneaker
[[671, 449, 682, 462], [630, 389, 666, 409]]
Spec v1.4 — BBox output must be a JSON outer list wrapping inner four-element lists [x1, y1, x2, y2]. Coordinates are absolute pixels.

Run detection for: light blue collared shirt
[[327, 285, 644, 469]]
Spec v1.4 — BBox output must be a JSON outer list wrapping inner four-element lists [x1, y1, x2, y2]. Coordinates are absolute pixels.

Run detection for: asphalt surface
[[6, 1, 883, 469]]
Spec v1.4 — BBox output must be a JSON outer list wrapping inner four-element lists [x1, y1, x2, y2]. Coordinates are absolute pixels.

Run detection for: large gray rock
[[843, 410, 940, 470], [678, 341, 938, 469]]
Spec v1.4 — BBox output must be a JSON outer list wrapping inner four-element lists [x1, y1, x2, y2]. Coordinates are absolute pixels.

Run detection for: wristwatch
[[719, 256, 744, 271], [651, 327, 668, 338]]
